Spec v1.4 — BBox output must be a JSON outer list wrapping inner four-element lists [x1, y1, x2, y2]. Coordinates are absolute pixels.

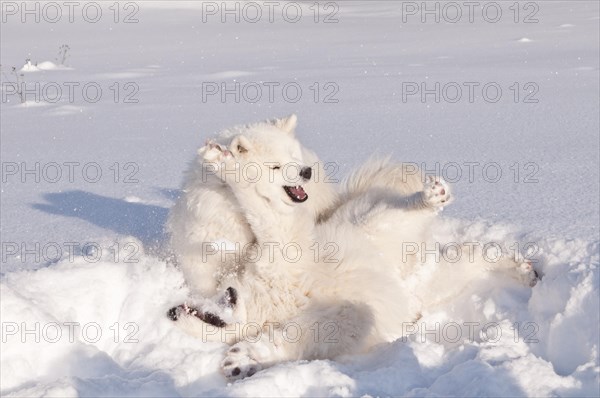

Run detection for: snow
[[19, 60, 68, 72], [1, 1, 598, 396]]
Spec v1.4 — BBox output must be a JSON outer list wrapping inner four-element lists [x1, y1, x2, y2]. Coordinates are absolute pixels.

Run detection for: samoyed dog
[[167, 116, 538, 380], [166, 114, 425, 300], [166, 115, 339, 299]]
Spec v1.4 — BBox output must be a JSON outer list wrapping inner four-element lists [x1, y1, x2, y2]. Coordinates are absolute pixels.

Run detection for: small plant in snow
[[56, 45, 70, 66], [0, 65, 26, 103]]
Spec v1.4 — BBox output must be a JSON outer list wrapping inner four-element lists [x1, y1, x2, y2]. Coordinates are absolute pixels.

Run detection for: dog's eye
[[271, 166, 281, 170]]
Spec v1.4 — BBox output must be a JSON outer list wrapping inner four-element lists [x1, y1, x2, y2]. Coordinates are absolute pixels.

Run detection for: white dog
[[167, 116, 538, 380], [166, 115, 339, 299], [166, 115, 425, 301]]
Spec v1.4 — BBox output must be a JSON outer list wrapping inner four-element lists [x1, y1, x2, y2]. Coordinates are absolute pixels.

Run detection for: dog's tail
[[316, 156, 425, 223], [341, 156, 425, 200]]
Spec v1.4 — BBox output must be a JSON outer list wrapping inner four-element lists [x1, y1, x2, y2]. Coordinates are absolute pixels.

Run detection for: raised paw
[[199, 139, 233, 163], [516, 261, 540, 287], [222, 342, 262, 381], [423, 176, 452, 210]]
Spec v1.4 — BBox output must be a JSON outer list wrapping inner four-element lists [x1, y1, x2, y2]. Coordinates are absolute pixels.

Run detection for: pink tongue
[[289, 186, 307, 199]]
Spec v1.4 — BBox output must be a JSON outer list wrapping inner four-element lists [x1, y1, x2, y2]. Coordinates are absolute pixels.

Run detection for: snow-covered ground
[[1, 1, 598, 396]]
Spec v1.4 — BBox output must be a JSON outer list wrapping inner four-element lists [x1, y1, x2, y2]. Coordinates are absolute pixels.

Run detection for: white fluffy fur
[[167, 116, 537, 380], [166, 115, 338, 298]]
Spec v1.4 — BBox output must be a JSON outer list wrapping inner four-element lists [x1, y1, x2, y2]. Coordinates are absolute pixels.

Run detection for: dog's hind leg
[[486, 252, 540, 287], [221, 300, 375, 380]]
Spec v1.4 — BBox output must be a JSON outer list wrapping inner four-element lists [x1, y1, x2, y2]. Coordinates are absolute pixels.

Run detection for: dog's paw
[[167, 303, 227, 327], [516, 261, 540, 287], [222, 342, 262, 381], [220, 287, 238, 308], [199, 140, 232, 163], [167, 303, 193, 321], [423, 176, 452, 209]]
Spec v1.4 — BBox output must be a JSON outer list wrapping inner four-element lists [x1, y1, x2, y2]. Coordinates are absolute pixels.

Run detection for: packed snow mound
[[19, 61, 71, 72], [1, 221, 598, 397]]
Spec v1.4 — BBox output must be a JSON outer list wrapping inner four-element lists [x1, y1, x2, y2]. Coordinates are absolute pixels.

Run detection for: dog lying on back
[[167, 115, 538, 381], [166, 114, 425, 299]]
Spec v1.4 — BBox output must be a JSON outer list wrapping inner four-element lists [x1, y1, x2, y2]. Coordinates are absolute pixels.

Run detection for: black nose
[[300, 166, 312, 180]]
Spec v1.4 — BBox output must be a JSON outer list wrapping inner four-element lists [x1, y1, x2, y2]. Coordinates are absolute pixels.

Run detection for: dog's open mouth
[[283, 185, 308, 203]]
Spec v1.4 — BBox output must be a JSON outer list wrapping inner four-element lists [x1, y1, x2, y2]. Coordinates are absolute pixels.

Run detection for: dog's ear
[[231, 135, 252, 155], [273, 114, 298, 135]]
